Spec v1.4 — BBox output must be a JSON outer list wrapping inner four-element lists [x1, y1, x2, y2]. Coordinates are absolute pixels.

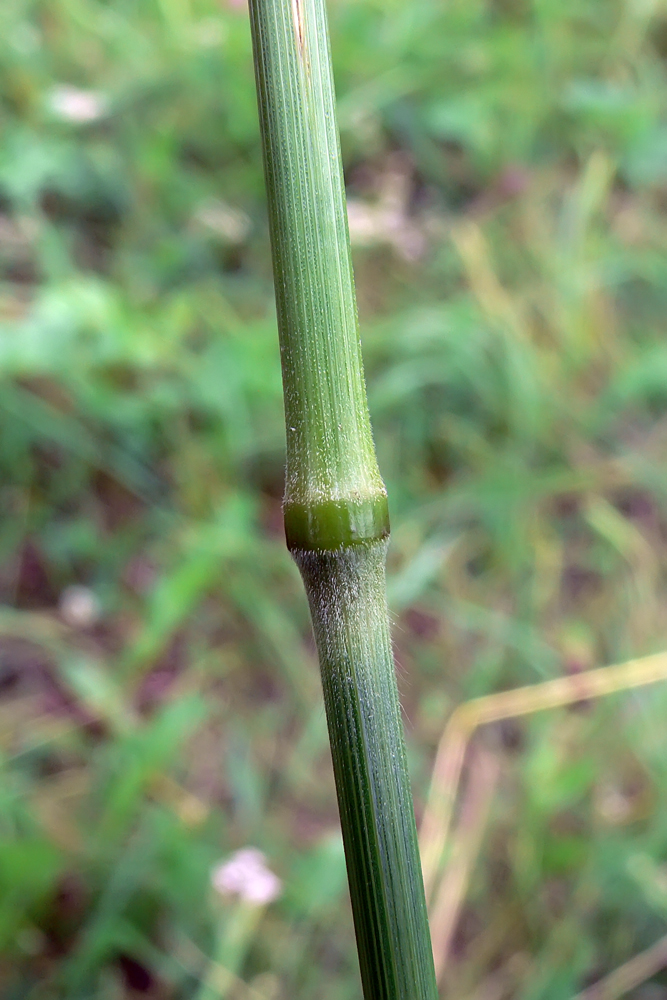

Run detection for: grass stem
[[247, 0, 438, 995]]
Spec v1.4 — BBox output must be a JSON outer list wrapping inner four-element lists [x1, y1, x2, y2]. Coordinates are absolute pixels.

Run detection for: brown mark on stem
[[291, 0, 307, 59]]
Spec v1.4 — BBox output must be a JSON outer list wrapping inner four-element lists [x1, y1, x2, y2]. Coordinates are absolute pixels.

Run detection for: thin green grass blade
[[247, 0, 438, 997]]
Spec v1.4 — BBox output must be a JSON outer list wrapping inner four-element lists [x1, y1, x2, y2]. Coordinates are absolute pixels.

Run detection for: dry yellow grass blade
[[420, 650, 667, 907], [572, 931, 667, 1000], [428, 748, 499, 980]]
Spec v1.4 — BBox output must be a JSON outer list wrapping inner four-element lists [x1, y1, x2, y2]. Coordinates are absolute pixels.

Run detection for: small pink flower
[[48, 85, 108, 124], [212, 848, 282, 905]]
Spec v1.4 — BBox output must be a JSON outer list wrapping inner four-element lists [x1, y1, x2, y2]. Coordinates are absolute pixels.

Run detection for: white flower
[[346, 158, 427, 262], [193, 199, 251, 244], [59, 585, 100, 628], [212, 848, 282, 905], [48, 85, 108, 124]]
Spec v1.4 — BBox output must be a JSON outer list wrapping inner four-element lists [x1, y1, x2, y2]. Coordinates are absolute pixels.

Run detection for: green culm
[[247, 0, 439, 996]]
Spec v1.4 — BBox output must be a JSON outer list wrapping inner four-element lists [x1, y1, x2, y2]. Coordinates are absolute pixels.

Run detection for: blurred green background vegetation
[[1, 0, 667, 996]]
